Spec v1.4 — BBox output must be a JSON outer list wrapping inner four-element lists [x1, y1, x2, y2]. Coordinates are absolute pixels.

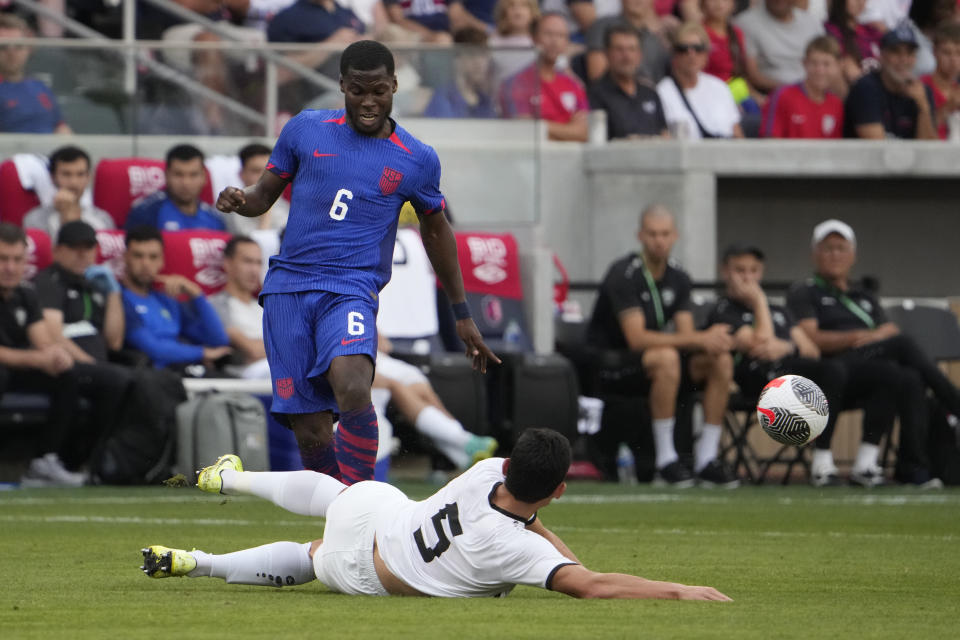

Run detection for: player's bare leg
[[688, 352, 738, 487], [327, 355, 379, 484], [289, 411, 340, 480]]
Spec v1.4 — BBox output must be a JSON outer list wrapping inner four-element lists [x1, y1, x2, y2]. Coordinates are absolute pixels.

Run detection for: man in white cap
[[787, 219, 957, 488]]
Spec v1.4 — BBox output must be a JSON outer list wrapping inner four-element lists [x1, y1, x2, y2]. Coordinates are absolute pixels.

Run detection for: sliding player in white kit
[[140, 429, 730, 601]]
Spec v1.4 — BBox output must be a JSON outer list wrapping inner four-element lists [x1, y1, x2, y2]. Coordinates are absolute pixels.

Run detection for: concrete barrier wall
[[6, 128, 960, 350]]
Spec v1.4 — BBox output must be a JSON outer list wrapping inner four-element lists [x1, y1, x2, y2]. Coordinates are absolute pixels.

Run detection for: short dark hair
[[934, 22, 960, 47], [530, 11, 566, 38], [223, 235, 258, 259], [0, 223, 27, 247], [453, 26, 489, 46], [165, 143, 205, 169], [48, 146, 91, 175], [340, 40, 395, 77], [722, 244, 765, 264], [505, 428, 571, 503], [239, 143, 272, 168], [125, 225, 164, 248], [604, 23, 641, 50]]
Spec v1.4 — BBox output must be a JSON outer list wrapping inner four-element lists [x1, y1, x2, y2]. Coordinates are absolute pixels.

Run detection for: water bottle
[[616, 443, 637, 485], [503, 320, 523, 350]]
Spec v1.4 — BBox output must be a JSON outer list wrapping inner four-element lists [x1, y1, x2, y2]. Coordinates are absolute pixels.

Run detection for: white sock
[[854, 443, 880, 472], [694, 424, 722, 473], [221, 469, 346, 517], [652, 418, 678, 469], [812, 448, 836, 473], [190, 541, 315, 587], [415, 406, 471, 468]]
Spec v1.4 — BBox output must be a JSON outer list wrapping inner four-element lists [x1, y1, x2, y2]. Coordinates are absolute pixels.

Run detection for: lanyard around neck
[[814, 275, 875, 329], [638, 253, 665, 329]]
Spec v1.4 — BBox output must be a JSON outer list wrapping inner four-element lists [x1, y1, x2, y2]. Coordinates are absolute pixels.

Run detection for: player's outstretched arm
[[216, 170, 288, 218], [526, 517, 579, 563], [419, 210, 501, 373], [550, 564, 732, 601]]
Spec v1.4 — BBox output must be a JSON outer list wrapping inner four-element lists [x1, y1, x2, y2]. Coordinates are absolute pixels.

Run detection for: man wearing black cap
[[710, 244, 847, 486], [844, 22, 937, 139], [32, 221, 124, 364], [32, 220, 139, 480]]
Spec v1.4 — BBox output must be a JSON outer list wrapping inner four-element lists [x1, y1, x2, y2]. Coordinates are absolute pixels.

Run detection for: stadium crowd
[[2, 1, 960, 491], [1, 1, 960, 139]]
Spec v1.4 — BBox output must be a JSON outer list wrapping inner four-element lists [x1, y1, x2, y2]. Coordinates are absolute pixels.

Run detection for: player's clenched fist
[[217, 186, 247, 213]]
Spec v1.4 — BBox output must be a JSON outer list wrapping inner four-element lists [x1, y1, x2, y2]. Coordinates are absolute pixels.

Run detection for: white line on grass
[[0, 514, 317, 527], [551, 525, 957, 543], [560, 493, 960, 506]]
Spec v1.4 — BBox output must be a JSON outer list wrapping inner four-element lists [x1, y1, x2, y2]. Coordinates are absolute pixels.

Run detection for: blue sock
[[335, 404, 378, 485]]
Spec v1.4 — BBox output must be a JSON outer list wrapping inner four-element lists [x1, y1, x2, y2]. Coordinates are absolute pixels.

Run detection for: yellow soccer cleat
[[464, 435, 498, 468], [140, 545, 197, 578], [196, 454, 243, 494]]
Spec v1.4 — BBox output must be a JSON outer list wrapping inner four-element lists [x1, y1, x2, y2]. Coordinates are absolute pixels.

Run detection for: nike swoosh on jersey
[[341, 337, 367, 345], [314, 150, 337, 157]]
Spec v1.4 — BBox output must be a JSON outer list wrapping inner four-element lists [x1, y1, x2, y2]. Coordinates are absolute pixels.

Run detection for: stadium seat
[[93, 158, 215, 227], [24, 228, 52, 280], [160, 230, 231, 296], [883, 301, 960, 361], [95, 228, 127, 280], [0, 159, 41, 226], [454, 231, 532, 353]]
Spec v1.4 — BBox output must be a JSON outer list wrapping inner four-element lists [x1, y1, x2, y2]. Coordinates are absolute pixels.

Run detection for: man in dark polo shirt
[[788, 219, 957, 488], [0, 223, 85, 487], [710, 245, 846, 486], [587, 204, 737, 488], [588, 23, 668, 140], [844, 23, 937, 140], [32, 221, 140, 479]]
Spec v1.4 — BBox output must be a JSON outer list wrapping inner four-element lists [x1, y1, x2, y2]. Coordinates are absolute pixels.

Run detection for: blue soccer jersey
[[0, 78, 64, 133], [261, 109, 446, 299]]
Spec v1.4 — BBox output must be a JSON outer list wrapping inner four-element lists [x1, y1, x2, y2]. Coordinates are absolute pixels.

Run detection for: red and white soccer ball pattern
[[756, 375, 829, 446]]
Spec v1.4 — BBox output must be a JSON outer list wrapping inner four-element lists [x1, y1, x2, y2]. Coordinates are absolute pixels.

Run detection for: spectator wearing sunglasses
[[656, 22, 743, 138]]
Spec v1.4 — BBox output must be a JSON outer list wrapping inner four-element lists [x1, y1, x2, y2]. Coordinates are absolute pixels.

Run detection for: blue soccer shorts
[[262, 291, 378, 419]]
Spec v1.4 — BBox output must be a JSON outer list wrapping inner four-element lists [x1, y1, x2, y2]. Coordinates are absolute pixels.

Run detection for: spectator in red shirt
[[920, 22, 960, 140], [701, 0, 748, 82], [763, 35, 844, 138], [500, 12, 590, 141], [824, 0, 882, 90]]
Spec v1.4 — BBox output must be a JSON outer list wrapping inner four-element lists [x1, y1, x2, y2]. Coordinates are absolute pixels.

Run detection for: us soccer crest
[[275, 377, 294, 400], [379, 167, 403, 195]]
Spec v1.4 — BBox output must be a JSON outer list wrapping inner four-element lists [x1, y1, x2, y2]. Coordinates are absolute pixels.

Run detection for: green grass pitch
[[1, 483, 958, 639]]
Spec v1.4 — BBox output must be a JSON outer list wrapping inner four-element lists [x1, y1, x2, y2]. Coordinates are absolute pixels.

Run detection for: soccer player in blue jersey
[[216, 40, 499, 485]]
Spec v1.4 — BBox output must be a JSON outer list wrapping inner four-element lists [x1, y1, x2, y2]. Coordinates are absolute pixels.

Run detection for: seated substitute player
[[374, 332, 498, 471], [585, 204, 737, 488], [125, 144, 227, 231], [140, 428, 732, 601], [120, 226, 232, 371], [215, 40, 498, 486], [209, 235, 270, 380], [709, 244, 847, 486], [787, 219, 954, 488], [22, 146, 115, 238]]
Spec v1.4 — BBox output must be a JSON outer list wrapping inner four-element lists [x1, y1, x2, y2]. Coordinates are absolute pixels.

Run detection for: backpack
[[93, 368, 186, 485], [174, 391, 269, 477]]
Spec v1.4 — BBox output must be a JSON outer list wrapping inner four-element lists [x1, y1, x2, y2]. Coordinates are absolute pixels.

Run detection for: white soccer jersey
[[375, 458, 577, 598]]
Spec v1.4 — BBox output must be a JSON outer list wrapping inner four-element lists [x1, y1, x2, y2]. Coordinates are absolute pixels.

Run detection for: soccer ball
[[756, 375, 829, 446]]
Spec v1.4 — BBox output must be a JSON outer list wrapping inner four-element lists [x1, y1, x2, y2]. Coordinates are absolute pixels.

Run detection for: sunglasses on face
[[674, 43, 707, 54]]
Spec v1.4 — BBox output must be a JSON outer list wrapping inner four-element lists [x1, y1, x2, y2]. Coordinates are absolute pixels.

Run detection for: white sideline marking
[[551, 525, 957, 543], [0, 514, 317, 527], [561, 493, 960, 506], [0, 495, 259, 506]]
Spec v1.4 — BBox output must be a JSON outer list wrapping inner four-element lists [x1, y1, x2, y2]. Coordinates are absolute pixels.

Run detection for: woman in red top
[[701, 0, 760, 118], [921, 23, 960, 140], [823, 0, 882, 89]]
